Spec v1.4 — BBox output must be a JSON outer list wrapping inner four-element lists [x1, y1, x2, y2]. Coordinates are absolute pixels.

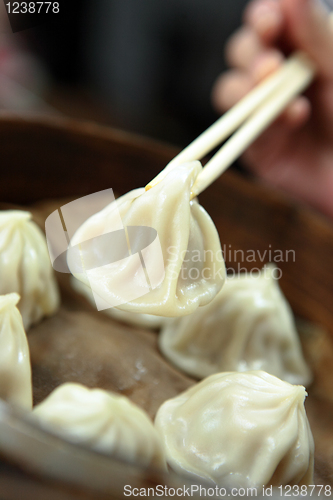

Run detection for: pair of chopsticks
[[146, 12, 333, 199]]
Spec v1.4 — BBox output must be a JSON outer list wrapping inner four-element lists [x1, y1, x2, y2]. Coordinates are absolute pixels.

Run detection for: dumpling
[[159, 266, 311, 386], [67, 162, 225, 317], [70, 275, 168, 329], [155, 371, 314, 488], [0, 293, 32, 409], [32, 383, 167, 470], [0, 210, 60, 330]]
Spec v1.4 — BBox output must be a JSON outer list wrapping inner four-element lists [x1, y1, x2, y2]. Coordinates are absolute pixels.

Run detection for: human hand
[[212, 0, 333, 218]]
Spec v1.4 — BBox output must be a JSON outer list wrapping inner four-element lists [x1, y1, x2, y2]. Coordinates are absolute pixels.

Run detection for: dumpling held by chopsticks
[[68, 162, 225, 317]]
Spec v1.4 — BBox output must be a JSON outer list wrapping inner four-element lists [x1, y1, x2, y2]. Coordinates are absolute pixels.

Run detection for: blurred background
[[0, 0, 249, 147]]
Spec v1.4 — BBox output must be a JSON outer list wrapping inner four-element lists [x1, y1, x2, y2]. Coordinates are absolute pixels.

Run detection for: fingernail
[[252, 2, 282, 33], [252, 50, 284, 82]]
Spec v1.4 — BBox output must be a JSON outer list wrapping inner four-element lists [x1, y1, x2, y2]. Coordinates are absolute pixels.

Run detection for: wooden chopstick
[[146, 54, 310, 191], [146, 12, 333, 195], [190, 52, 315, 198]]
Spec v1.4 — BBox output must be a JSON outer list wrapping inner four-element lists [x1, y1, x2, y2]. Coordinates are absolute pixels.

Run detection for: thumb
[[282, 0, 333, 79]]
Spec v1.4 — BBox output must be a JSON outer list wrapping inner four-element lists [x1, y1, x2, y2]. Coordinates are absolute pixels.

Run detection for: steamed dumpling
[[0, 210, 60, 330], [159, 266, 311, 386], [155, 371, 314, 488], [70, 275, 168, 329], [32, 383, 167, 470], [68, 162, 225, 317], [0, 293, 32, 409]]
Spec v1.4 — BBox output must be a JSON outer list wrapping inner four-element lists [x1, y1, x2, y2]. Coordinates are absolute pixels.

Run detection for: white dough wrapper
[[155, 371, 314, 489], [0, 210, 60, 330], [68, 162, 225, 317], [70, 275, 169, 329], [0, 293, 32, 409], [32, 383, 167, 470], [159, 266, 312, 386]]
